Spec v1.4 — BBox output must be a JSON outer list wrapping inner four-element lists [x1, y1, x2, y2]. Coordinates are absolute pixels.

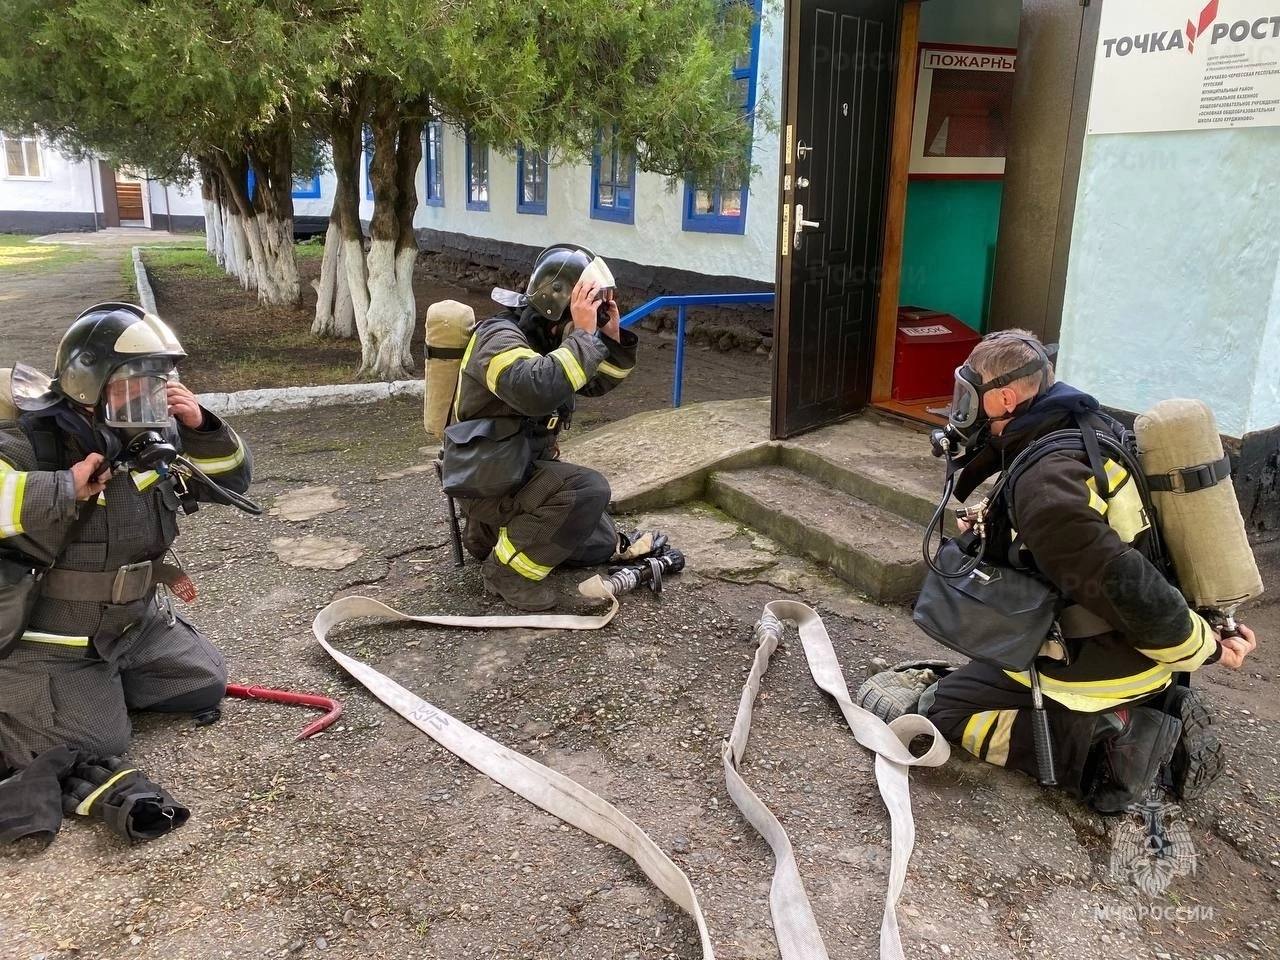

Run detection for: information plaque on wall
[[909, 45, 1018, 178], [1088, 0, 1280, 134]]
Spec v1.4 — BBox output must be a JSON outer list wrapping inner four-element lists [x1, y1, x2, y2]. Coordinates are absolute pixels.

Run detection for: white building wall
[[389, 0, 784, 283], [1059, 128, 1280, 439], [0, 142, 103, 231]]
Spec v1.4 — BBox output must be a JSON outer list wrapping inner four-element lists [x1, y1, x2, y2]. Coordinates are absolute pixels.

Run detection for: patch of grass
[[0, 234, 92, 274], [294, 238, 326, 260], [140, 245, 223, 279]]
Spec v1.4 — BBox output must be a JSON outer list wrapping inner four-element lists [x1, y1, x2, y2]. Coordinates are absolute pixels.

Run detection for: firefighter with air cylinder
[[859, 329, 1260, 814]]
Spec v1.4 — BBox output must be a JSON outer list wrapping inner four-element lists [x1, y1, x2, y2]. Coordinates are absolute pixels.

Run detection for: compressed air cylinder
[[423, 300, 475, 440], [0, 369, 16, 422], [1135, 399, 1263, 610]]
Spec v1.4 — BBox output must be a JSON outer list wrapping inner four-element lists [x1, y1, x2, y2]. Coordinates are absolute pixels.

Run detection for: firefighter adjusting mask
[[101, 360, 175, 433], [100, 359, 181, 473], [493, 243, 616, 328], [944, 336, 1056, 451]]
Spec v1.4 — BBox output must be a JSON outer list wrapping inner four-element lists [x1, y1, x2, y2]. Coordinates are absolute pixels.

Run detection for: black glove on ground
[[61, 756, 190, 842]]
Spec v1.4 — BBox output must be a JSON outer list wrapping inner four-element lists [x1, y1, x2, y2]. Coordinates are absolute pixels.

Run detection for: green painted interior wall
[[900, 179, 1004, 333], [899, 0, 1020, 335]]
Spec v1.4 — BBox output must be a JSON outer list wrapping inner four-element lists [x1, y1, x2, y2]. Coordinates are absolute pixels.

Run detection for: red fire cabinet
[[891, 307, 980, 403]]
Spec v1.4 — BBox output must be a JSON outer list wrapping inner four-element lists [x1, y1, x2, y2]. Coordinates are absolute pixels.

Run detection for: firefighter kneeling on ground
[[444, 244, 657, 611], [859, 330, 1258, 812], [0, 303, 251, 845]]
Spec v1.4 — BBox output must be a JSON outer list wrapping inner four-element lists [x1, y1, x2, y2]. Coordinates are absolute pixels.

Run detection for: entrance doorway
[[770, 0, 900, 439], [115, 171, 146, 225], [770, 0, 1101, 438]]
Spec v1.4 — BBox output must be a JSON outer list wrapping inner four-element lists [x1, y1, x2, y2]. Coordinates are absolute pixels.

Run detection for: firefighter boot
[[482, 554, 556, 612], [1088, 707, 1182, 815], [1164, 685, 1223, 802]]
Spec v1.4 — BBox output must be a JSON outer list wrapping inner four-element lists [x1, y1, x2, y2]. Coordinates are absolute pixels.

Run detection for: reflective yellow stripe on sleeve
[[0, 462, 28, 537], [485, 346, 540, 394], [597, 360, 631, 380], [188, 440, 245, 476], [549, 347, 588, 390], [1137, 611, 1216, 666], [21, 631, 91, 648]]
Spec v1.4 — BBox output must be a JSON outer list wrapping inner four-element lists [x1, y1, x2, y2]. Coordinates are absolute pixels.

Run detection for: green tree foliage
[[1, 0, 757, 376]]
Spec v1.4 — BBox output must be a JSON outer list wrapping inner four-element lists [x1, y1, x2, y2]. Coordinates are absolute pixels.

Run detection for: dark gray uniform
[[0, 408, 250, 769], [452, 313, 637, 581]]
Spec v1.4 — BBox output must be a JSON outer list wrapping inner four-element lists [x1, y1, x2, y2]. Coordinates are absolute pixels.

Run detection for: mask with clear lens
[[949, 365, 984, 433], [579, 256, 616, 303], [102, 366, 173, 429]]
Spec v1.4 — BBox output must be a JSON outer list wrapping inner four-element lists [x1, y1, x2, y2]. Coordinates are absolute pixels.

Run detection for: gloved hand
[[61, 756, 190, 842], [613, 529, 670, 562]]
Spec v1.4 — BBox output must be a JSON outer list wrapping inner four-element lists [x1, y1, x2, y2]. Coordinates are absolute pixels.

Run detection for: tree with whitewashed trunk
[[309, 0, 757, 381], [0, 0, 310, 307]]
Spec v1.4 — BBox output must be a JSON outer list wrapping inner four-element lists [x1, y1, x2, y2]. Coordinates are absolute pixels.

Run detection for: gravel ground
[[3, 397, 1278, 960]]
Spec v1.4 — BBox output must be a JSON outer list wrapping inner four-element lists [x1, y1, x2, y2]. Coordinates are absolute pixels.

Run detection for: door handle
[[793, 203, 821, 250], [797, 140, 814, 159]]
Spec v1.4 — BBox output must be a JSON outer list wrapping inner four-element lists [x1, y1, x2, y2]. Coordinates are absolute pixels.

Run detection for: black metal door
[[771, 0, 899, 438]]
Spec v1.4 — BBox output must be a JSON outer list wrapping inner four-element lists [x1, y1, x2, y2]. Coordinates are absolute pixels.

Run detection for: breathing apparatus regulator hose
[[922, 436, 986, 579], [173, 454, 264, 516]]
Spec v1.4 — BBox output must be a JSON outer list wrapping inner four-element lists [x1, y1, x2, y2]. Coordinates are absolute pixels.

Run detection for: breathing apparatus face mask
[[936, 337, 1057, 454], [101, 362, 174, 433], [99, 360, 179, 472]]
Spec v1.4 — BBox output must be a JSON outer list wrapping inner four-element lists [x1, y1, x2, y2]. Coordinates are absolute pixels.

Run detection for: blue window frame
[[291, 174, 321, 199], [683, 0, 762, 234], [466, 133, 490, 211], [424, 120, 445, 207], [364, 126, 375, 201], [516, 146, 548, 215], [590, 127, 635, 224]]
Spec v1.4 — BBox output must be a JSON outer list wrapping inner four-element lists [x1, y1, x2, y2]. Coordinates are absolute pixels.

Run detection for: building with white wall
[[0, 134, 331, 235]]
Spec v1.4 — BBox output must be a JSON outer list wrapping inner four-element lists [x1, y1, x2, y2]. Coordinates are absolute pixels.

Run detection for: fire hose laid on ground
[[311, 575, 948, 960]]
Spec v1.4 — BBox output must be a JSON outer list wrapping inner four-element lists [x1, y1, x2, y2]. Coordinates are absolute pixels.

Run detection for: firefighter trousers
[[0, 598, 227, 772], [924, 662, 1105, 797], [460, 459, 618, 580]]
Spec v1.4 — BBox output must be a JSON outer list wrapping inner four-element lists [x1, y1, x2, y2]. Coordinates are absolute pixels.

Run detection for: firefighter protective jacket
[[980, 385, 1219, 711], [452, 311, 638, 461], [0, 405, 251, 646]]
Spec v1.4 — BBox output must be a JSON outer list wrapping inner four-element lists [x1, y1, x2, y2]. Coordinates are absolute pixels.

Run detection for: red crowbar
[[224, 683, 344, 741]]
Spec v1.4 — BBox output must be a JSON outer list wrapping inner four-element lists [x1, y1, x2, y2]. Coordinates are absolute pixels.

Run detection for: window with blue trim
[[590, 127, 635, 224], [466, 133, 489, 211], [683, 0, 761, 234], [292, 174, 321, 199], [516, 146, 548, 215], [424, 120, 444, 207]]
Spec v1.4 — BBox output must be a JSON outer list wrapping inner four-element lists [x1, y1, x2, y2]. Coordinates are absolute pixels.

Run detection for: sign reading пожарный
[[1088, 0, 1280, 134]]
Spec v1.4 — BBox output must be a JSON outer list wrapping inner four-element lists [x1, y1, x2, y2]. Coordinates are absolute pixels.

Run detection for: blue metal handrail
[[619, 292, 775, 407]]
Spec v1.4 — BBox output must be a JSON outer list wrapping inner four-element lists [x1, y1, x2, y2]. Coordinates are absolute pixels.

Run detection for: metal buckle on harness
[[111, 561, 154, 605], [545, 415, 560, 430], [1184, 462, 1216, 494]]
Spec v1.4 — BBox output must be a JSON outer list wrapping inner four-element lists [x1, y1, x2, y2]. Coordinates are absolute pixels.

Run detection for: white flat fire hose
[[313, 582, 949, 960]]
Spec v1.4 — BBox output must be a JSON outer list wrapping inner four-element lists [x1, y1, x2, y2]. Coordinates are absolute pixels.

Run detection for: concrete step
[[779, 417, 958, 531], [706, 464, 927, 603]]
